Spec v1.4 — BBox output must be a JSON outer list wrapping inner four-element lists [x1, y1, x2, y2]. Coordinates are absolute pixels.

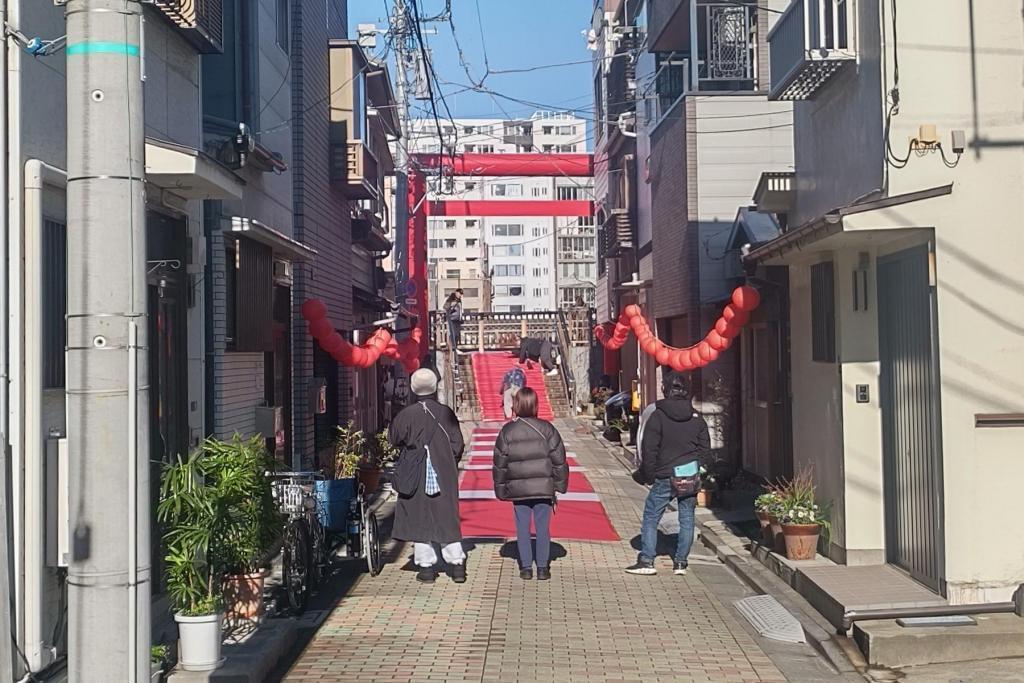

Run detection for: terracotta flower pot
[[756, 511, 773, 545], [767, 515, 786, 554], [782, 523, 820, 561], [358, 467, 382, 493], [223, 572, 266, 620]]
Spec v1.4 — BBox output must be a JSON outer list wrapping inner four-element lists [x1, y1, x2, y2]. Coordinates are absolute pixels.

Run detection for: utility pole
[[65, 1, 150, 680], [389, 0, 414, 316]]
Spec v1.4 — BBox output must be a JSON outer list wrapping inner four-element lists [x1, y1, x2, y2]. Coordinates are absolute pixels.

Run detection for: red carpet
[[470, 352, 554, 421], [458, 427, 620, 541]]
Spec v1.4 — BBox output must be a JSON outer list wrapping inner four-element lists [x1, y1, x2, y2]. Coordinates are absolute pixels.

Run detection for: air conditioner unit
[[45, 436, 69, 568], [273, 259, 293, 283]]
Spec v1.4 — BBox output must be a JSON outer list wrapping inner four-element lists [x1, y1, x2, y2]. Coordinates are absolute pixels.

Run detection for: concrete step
[[854, 614, 1024, 668]]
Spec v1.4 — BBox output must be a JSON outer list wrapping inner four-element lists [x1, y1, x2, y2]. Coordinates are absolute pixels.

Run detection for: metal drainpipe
[[841, 584, 1024, 632]]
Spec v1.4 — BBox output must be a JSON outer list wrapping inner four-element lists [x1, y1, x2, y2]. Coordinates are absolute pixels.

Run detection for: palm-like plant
[[158, 435, 280, 616], [332, 422, 366, 479]]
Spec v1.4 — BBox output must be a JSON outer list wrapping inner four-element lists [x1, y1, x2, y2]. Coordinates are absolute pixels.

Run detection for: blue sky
[[348, 1, 595, 123]]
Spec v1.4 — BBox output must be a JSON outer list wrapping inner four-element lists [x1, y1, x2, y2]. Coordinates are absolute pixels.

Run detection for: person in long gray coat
[[388, 368, 467, 583]]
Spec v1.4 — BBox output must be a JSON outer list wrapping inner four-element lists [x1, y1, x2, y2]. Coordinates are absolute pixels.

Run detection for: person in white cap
[[388, 368, 467, 583]]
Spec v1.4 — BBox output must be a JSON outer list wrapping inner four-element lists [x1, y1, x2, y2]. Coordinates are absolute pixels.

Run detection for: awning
[[223, 216, 317, 263], [745, 184, 953, 265], [145, 138, 245, 200]]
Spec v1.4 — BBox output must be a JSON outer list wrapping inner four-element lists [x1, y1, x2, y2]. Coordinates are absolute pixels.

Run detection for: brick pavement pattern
[[281, 420, 787, 683]]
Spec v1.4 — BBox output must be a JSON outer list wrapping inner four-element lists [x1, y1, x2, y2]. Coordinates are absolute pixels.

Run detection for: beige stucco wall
[[783, 0, 1024, 601]]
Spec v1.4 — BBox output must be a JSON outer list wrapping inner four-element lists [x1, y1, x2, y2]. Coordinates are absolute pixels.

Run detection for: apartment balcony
[[753, 171, 796, 214], [768, 0, 856, 101], [335, 140, 381, 200], [153, 0, 224, 53], [558, 250, 597, 262], [503, 122, 534, 147], [601, 209, 633, 256], [352, 205, 391, 254]]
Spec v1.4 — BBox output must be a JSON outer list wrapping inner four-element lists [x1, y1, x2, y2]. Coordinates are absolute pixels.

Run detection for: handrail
[[554, 310, 577, 412]]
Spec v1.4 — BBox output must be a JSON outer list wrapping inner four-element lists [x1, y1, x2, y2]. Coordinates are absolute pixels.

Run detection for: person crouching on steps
[[389, 368, 467, 584], [492, 388, 569, 580]]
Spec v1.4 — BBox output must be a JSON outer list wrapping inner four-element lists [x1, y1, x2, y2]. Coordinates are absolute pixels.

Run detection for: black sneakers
[[416, 567, 438, 583], [624, 560, 657, 575], [450, 563, 467, 583], [673, 561, 688, 576], [536, 567, 551, 581]]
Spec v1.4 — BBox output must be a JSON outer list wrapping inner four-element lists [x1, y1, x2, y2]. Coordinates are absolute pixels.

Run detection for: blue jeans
[[447, 320, 461, 367], [513, 500, 553, 569], [640, 478, 697, 565]]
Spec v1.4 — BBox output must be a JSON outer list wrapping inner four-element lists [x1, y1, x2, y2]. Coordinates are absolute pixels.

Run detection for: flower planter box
[[781, 523, 820, 560], [314, 478, 357, 532]]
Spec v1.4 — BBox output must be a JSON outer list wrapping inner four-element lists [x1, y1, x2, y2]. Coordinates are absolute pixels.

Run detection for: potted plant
[[604, 417, 628, 444], [159, 449, 229, 672], [754, 491, 780, 545], [776, 470, 830, 561], [591, 387, 612, 425], [211, 435, 279, 622], [315, 423, 363, 532], [696, 466, 718, 507], [359, 429, 397, 493], [151, 644, 169, 682]]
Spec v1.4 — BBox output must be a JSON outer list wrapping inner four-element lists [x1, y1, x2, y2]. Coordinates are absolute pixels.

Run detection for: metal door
[[878, 245, 945, 593]]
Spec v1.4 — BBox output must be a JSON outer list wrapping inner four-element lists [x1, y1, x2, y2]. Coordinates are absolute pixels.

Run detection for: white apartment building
[[410, 113, 596, 314]]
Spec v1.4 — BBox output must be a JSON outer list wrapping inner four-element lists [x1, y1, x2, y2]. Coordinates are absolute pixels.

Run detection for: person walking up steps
[[389, 368, 468, 584], [499, 366, 527, 419], [626, 370, 710, 576], [492, 388, 568, 580]]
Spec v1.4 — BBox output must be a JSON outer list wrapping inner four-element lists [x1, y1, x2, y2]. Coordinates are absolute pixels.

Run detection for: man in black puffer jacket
[[626, 371, 710, 577], [493, 388, 569, 580]]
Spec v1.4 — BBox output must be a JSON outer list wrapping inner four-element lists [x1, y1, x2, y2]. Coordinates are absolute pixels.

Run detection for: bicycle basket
[[273, 476, 315, 515]]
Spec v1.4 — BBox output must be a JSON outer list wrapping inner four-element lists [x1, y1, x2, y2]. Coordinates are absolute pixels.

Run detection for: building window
[[445, 269, 460, 278], [493, 265, 525, 277], [558, 125, 575, 135], [655, 51, 689, 117], [43, 219, 67, 389], [811, 261, 836, 362], [533, 268, 542, 277], [492, 224, 523, 237], [508, 286, 524, 297], [542, 126, 553, 134], [492, 244, 524, 257], [462, 287, 479, 297], [463, 125, 475, 134], [510, 305, 524, 313], [556, 186, 583, 200], [276, 0, 289, 52], [444, 219, 456, 229], [463, 183, 477, 192], [226, 238, 274, 352], [444, 239, 456, 248], [466, 238, 478, 247], [479, 144, 495, 153], [491, 184, 523, 197]]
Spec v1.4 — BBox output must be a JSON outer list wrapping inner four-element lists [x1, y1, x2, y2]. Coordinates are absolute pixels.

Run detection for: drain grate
[[734, 595, 806, 644]]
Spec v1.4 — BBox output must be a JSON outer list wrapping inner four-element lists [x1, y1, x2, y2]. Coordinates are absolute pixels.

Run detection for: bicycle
[[270, 471, 327, 613], [270, 470, 383, 614]]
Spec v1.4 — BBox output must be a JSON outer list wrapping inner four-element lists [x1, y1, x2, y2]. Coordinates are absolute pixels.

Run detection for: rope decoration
[[300, 299, 421, 373], [594, 286, 761, 372]]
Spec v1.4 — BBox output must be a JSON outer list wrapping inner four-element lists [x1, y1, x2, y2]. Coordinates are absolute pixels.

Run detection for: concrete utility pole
[[64, 0, 150, 680], [390, 0, 413, 313]]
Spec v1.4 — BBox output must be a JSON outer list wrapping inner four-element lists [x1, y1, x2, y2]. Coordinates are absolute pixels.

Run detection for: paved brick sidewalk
[[278, 420, 788, 683]]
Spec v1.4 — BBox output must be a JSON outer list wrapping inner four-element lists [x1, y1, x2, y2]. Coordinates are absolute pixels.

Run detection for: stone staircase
[[543, 371, 572, 419], [454, 354, 480, 422]]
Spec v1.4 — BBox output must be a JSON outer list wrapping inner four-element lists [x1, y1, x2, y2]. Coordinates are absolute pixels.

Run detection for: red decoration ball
[[688, 348, 704, 367], [642, 338, 660, 356], [624, 304, 641, 318], [722, 305, 742, 323], [698, 342, 713, 361], [706, 330, 726, 351], [732, 286, 761, 312], [300, 299, 328, 321], [630, 315, 646, 332], [322, 333, 345, 353], [310, 318, 333, 339], [656, 347, 671, 365]]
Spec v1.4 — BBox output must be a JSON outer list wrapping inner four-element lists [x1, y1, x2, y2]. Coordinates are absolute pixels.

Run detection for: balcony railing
[[768, 0, 856, 101], [558, 250, 597, 262], [335, 140, 381, 200], [153, 0, 224, 53]]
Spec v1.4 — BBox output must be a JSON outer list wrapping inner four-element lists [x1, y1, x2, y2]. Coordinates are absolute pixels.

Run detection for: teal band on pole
[[66, 42, 140, 56]]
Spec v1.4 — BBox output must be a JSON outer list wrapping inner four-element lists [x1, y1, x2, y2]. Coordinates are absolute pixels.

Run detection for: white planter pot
[[175, 612, 224, 672]]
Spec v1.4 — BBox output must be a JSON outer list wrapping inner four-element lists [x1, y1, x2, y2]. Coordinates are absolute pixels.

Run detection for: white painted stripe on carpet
[[459, 490, 601, 502]]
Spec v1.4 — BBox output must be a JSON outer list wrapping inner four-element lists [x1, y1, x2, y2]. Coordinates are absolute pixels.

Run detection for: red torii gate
[[405, 153, 595, 355]]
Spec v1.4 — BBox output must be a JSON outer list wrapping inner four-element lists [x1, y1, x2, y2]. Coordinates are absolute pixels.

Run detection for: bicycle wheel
[[362, 500, 382, 576], [307, 514, 326, 589], [283, 521, 310, 613]]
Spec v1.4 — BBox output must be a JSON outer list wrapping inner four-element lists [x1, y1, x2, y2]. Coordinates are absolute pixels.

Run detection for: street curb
[[699, 521, 860, 676], [167, 618, 298, 683]]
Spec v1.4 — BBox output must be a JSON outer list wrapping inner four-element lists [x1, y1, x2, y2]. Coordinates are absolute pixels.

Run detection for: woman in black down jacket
[[492, 387, 569, 580]]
